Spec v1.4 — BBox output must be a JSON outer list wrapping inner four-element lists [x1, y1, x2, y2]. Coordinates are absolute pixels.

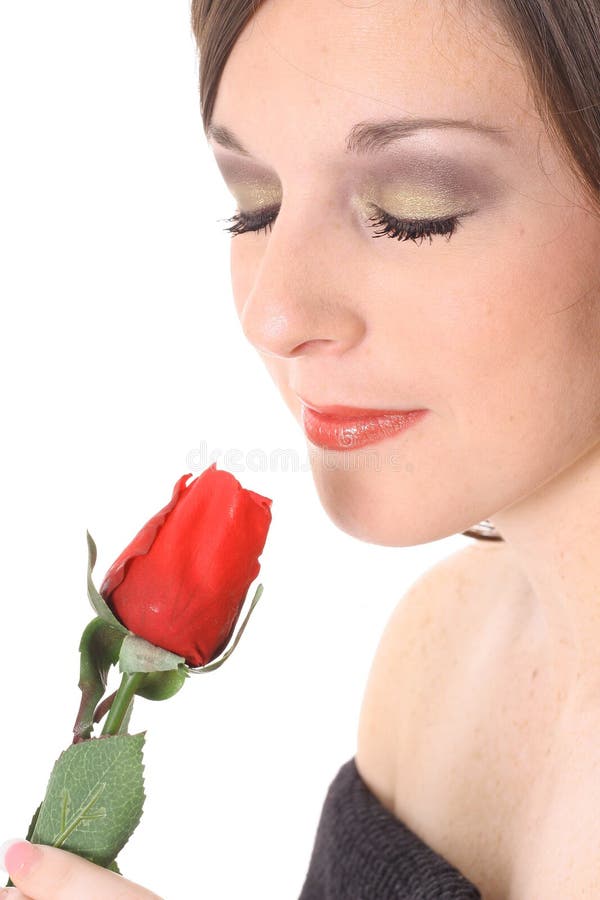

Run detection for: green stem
[[101, 671, 145, 736]]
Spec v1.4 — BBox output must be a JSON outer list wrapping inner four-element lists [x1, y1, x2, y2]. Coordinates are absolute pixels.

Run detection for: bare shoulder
[[355, 540, 512, 804], [354, 541, 578, 899], [358, 539, 511, 703]]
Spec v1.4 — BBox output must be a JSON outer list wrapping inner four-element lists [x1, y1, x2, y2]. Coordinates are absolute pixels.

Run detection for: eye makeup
[[354, 153, 505, 215], [356, 180, 467, 220], [213, 146, 506, 221], [226, 181, 281, 211]]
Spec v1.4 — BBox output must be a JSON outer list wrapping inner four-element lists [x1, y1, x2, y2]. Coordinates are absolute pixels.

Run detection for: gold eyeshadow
[[354, 157, 502, 217], [214, 150, 504, 218], [227, 178, 470, 221], [229, 181, 282, 210], [356, 181, 466, 219]]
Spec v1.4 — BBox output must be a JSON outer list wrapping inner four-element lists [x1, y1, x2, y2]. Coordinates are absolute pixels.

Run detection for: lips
[[299, 399, 428, 451]]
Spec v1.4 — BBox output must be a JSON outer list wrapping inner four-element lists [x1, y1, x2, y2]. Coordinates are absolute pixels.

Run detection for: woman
[[2, 0, 599, 896]]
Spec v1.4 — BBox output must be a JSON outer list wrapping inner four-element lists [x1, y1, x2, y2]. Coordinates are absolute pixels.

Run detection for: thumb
[[0, 840, 163, 899]]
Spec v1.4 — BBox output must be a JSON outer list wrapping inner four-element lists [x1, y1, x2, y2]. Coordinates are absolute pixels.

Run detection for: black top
[[298, 757, 483, 899]]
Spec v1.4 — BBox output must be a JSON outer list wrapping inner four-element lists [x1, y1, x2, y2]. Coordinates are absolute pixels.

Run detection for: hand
[[0, 840, 164, 899]]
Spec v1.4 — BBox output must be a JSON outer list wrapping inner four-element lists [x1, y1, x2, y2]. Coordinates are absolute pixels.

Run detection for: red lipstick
[[300, 401, 428, 451]]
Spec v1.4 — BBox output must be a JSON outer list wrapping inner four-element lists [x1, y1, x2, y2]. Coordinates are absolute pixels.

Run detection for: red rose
[[99, 464, 272, 668]]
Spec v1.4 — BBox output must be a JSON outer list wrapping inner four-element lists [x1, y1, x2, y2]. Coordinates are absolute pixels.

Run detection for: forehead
[[212, 0, 538, 163]]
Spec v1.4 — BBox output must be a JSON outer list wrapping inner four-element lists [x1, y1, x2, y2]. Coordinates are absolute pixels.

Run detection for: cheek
[[435, 217, 600, 456]]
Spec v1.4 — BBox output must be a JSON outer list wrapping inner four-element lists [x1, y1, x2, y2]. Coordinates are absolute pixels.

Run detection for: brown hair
[[189, 0, 600, 541]]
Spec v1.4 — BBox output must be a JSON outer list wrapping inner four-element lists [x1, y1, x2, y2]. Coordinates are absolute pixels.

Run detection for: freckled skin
[[208, 3, 600, 891], [211, 0, 600, 548], [209, 0, 600, 706], [11, 3, 599, 898], [210, 0, 600, 679]]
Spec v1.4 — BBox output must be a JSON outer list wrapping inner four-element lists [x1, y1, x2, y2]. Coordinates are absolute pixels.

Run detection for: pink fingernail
[[0, 839, 41, 877]]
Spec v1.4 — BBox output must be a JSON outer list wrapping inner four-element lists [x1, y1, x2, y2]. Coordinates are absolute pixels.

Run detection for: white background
[[0, 3, 470, 897]]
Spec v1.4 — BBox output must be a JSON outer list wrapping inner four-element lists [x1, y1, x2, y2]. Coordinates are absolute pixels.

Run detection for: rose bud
[[99, 464, 272, 668]]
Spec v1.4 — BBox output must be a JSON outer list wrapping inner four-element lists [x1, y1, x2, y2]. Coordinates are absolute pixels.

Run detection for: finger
[[0, 841, 164, 900], [1, 889, 33, 899]]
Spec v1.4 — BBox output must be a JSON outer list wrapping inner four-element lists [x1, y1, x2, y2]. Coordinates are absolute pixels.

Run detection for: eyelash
[[218, 205, 464, 244]]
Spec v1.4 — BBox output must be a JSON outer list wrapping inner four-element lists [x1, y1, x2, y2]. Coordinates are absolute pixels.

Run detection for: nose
[[237, 213, 366, 359]]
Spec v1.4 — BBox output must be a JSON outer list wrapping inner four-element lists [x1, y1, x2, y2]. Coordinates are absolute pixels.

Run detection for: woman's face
[[208, 0, 600, 546]]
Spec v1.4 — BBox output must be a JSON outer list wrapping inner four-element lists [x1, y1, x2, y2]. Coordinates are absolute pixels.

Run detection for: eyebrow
[[207, 116, 512, 157]]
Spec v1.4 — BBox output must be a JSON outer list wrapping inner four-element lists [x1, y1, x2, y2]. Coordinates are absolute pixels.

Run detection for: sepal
[[86, 531, 130, 634], [118, 633, 186, 674], [187, 583, 264, 673], [73, 617, 127, 742]]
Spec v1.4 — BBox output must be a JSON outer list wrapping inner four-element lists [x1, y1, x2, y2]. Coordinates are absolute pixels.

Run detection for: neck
[[491, 439, 600, 714]]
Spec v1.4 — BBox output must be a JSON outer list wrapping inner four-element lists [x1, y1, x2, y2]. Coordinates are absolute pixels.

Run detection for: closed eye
[[218, 204, 469, 245]]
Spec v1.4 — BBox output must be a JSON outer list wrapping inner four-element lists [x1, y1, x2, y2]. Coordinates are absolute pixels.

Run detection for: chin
[[308, 455, 456, 547]]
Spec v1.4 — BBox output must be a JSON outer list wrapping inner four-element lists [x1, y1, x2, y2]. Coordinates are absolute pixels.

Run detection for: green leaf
[[135, 665, 189, 701], [86, 531, 130, 635], [188, 583, 264, 674], [107, 858, 122, 875], [26, 801, 43, 841], [73, 617, 127, 742], [30, 732, 146, 869], [118, 633, 186, 674]]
